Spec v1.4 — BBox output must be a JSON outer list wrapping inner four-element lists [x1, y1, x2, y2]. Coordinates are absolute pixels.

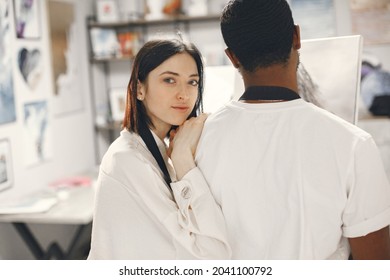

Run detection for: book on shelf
[[90, 28, 141, 59], [117, 31, 140, 58], [89, 27, 121, 59]]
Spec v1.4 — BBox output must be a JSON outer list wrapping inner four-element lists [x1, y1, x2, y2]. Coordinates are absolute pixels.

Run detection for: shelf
[[90, 55, 134, 63], [87, 14, 220, 28]]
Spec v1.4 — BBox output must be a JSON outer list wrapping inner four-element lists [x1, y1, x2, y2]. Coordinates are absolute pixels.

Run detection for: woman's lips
[[172, 106, 189, 112]]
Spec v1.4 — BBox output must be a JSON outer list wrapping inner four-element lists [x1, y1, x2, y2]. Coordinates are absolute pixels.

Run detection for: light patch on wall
[[48, 0, 84, 115]]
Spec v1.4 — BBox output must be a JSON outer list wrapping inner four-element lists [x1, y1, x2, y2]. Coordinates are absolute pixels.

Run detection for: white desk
[[0, 187, 95, 259]]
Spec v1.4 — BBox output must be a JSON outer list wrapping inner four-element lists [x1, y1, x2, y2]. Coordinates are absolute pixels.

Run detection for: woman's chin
[[171, 118, 188, 126]]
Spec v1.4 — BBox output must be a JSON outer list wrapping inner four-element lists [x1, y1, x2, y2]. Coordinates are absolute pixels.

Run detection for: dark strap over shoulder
[[138, 124, 172, 192]]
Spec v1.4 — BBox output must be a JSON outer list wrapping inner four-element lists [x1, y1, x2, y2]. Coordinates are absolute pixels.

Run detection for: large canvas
[[23, 101, 53, 166], [204, 36, 362, 125], [48, 0, 84, 115], [299, 35, 363, 124], [0, 0, 16, 125]]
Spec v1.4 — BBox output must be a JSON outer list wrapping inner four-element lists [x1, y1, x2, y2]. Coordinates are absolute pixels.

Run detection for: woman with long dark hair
[[88, 39, 231, 259]]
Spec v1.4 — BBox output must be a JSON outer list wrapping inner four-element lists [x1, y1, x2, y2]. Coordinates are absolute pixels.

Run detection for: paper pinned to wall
[[23, 101, 53, 166], [0, 0, 16, 125]]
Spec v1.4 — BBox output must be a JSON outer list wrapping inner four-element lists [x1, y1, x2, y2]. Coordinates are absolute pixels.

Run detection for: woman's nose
[[177, 84, 189, 100]]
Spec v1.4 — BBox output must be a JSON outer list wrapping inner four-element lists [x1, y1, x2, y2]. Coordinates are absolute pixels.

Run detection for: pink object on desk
[[49, 176, 92, 188]]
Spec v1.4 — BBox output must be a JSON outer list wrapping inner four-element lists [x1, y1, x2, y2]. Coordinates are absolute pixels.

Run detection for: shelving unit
[[87, 14, 220, 61], [87, 14, 220, 28], [86, 14, 220, 162]]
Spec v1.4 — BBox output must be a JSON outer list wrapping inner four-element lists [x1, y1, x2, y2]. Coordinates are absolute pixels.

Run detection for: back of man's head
[[221, 0, 295, 72]]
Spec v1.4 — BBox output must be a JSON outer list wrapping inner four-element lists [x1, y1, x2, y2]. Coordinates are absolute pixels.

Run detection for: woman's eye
[[189, 80, 199, 87], [164, 78, 175, 84]]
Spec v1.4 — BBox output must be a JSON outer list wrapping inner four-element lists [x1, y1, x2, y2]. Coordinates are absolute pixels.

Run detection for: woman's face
[[138, 53, 199, 139]]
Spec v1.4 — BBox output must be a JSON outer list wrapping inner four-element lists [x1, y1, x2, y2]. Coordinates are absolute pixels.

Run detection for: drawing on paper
[[23, 101, 53, 166], [14, 0, 41, 39], [0, 0, 16, 125], [17, 47, 42, 89]]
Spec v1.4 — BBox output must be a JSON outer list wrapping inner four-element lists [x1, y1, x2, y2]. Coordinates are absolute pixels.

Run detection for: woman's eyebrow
[[159, 71, 179, 76], [159, 71, 199, 78]]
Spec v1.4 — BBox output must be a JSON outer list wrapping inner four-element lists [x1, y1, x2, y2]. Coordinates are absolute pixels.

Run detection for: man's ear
[[293, 25, 301, 50], [225, 48, 240, 69]]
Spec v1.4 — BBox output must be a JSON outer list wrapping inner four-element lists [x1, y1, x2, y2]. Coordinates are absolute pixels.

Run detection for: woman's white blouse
[[88, 129, 231, 259]]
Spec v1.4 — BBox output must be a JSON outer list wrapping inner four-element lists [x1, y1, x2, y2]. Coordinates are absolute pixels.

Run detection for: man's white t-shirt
[[196, 97, 390, 259]]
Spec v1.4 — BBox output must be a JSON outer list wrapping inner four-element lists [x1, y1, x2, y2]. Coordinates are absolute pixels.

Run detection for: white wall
[[0, 0, 95, 259]]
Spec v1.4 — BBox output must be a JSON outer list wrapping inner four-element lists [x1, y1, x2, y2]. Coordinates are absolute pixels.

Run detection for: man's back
[[196, 95, 390, 259]]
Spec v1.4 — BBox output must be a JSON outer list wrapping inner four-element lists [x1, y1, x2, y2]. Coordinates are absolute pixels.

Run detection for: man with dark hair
[[196, 0, 390, 259]]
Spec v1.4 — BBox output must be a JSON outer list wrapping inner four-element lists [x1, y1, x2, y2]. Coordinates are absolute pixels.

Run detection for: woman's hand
[[168, 113, 208, 180]]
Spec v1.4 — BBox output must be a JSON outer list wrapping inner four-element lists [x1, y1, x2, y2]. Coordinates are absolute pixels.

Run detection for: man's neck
[[241, 64, 298, 93]]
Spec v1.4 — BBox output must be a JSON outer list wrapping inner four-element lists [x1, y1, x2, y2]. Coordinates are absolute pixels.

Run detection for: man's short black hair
[[221, 0, 295, 72]]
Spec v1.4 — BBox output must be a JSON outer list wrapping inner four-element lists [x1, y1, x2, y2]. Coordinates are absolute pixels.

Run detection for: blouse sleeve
[[169, 167, 232, 259], [103, 152, 231, 259]]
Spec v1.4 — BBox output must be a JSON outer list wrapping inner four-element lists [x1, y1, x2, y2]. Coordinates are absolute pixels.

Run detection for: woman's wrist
[[171, 149, 196, 180]]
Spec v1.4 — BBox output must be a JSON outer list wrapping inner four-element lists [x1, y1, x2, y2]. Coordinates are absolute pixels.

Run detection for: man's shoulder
[[307, 104, 372, 141], [205, 104, 236, 125]]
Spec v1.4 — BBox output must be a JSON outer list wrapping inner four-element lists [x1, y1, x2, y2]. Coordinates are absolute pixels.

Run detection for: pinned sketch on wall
[[0, 63, 16, 125], [0, 139, 13, 192], [289, 0, 336, 40], [48, 0, 84, 115], [0, 0, 17, 125], [13, 0, 41, 39], [23, 101, 53, 166], [350, 0, 390, 45], [17, 47, 42, 89], [299, 35, 363, 124]]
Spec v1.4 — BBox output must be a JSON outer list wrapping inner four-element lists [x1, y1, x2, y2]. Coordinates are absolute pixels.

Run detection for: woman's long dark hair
[[123, 39, 204, 135]]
